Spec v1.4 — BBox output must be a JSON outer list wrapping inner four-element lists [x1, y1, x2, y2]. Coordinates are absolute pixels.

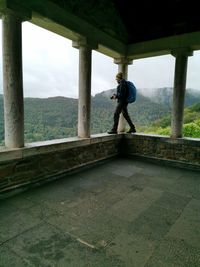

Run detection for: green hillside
[[145, 102, 200, 138], [24, 96, 78, 142], [93, 89, 169, 129], [0, 91, 169, 144], [0, 89, 200, 145]]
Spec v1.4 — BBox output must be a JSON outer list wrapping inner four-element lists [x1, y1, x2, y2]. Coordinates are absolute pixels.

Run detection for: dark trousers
[[112, 102, 135, 131]]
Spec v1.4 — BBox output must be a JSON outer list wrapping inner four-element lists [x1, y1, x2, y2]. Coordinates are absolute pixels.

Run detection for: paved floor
[[0, 157, 200, 267]]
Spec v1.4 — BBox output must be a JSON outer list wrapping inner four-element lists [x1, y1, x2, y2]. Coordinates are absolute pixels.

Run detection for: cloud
[[22, 22, 117, 98], [129, 55, 175, 89], [187, 51, 200, 90], [22, 22, 79, 98], [92, 51, 117, 94], [0, 20, 200, 98]]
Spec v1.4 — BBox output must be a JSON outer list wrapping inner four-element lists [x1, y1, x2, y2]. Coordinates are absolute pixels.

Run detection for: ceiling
[[114, 0, 200, 44], [1, 0, 200, 58], [48, 0, 200, 45]]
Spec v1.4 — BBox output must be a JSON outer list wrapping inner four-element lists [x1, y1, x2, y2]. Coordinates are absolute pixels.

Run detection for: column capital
[[114, 56, 133, 65], [0, 0, 31, 21], [171, 47, 193, 58], [72, 37, 98, 50]]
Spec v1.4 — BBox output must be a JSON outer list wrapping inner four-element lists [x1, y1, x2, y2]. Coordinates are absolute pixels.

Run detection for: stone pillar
[[73, 39, 95, 138], [171, 49, 193, 138], [2, 13, 24, 148], [114, 57, 133, 132], [118, 62, 128, 80]]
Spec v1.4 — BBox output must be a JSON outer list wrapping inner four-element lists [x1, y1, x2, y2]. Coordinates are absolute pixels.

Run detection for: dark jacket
[[116, 79, 128, 103]]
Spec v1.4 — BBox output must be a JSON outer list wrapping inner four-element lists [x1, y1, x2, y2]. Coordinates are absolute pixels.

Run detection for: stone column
[[114, 57, 133, 132], [73, 39, 94, 138], [2, 13, 24, 148], [171, 49, 193, 138]]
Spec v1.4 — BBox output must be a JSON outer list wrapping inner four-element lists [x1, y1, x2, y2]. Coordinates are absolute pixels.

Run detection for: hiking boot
[[126, 127, 136, 133], [107, 130, 117, 134]]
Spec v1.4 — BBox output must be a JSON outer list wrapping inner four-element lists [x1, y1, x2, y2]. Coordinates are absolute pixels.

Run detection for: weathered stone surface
[[123, 134, 200, 168], [0, 136, 120, 194], [0, 133, 199, 195], [0, 157, 199, 266]]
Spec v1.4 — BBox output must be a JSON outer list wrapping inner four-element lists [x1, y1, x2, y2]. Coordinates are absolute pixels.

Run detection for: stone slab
[[146, 238, 200, 267], [6, 223, 124, 267]]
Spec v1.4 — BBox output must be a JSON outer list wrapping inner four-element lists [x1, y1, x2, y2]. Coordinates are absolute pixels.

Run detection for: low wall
[[122, 134, 200, 170], [0, 134, 122, 196], [0, 133, 200, 197]]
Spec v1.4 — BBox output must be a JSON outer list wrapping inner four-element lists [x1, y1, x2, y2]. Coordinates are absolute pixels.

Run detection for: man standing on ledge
[[108, 72, 136, 134]]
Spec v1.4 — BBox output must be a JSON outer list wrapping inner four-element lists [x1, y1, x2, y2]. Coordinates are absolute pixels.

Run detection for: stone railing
[[0, 133, 199, 197], [122, 134, 200, 170], [0, 134, 122, 197]]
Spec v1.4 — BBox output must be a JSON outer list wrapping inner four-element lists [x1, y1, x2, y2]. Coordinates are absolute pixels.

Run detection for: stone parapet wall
[[0, 133, 200, 197], [123, 134, 200, 169], [0, 134, 121, 196]]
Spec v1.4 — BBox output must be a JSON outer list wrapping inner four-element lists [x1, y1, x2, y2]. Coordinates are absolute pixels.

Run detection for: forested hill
[[145, 102, 200, 138], [92, 89, 169, 129], [0, 87, 200, 143]]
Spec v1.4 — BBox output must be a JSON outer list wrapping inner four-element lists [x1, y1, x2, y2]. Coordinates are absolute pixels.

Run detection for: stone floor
[[0, 157, 200, 267]]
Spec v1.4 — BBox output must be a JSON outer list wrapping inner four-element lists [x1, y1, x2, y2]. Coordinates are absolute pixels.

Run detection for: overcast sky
[[0, 21, 200, 98]]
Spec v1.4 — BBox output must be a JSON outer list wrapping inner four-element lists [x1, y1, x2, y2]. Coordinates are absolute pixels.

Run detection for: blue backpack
[[126, 81, 137, 103]]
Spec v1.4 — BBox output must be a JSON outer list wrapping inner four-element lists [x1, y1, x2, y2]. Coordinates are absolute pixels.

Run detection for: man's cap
[[116, 72, 123, 79]]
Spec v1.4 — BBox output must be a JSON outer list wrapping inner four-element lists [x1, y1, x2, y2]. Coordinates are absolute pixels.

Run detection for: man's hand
[[110, 94, 117, 100]]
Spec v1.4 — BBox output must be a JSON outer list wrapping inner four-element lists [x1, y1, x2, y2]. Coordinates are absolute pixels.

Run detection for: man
[[108, 72, 136, 134]]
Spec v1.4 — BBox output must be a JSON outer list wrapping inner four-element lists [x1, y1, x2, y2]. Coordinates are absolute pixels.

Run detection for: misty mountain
[[138, 87, 200, 107]]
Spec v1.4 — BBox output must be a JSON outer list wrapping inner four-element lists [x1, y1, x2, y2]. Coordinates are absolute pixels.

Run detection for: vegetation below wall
[[0, 87, 200, 145]]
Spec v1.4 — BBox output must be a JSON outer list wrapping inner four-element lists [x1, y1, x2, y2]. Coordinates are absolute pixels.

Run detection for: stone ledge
[[0, 155, 117, 199], [0, 133, 121, 194], [124, 133, 200, 147], [0, 133, 123, 163], [0, 132, 199, 196], [123, 133, 200, 168], [0, 132, 199, 164]]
